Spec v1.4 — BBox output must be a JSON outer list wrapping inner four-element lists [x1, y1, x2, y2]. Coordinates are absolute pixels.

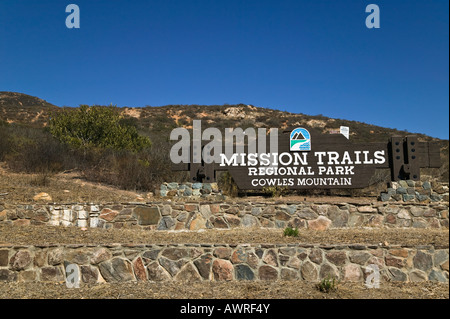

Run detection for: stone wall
[[0, 243, 447, 284], [0, 200, 448, 230], [380, 181, 449, 203]]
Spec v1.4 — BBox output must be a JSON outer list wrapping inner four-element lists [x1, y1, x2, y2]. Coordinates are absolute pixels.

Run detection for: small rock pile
[[380, 181, 449, 203], [157, 182, 224, 199]]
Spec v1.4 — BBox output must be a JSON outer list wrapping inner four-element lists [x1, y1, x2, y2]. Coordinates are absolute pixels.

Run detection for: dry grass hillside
[[0, 92, 448, 199]]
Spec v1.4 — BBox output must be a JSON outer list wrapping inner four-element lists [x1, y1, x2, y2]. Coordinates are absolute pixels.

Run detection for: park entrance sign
[[171, 121, 441, 190]]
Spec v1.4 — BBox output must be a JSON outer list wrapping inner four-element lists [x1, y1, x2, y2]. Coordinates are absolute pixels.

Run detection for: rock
[[235, 264, 255, 280], [301, 261, 318, 281], [441, 260, 449, 272], [161, 248, 189, 261], [189, 214, 206, 230], [159, 257, 187, 277], [389, 248, 409, 258], [344, 264, 362, 282], [348, 214, 365, 227], [280, 247, 296, 256], [210, 216, 229, 228], [98, 258, 135, 282], [147, 262, 171, 281], [247, 252, 259, 269], [161, 205, 172, 216], [433, 250, 448, 266], [142, 249, 161, 261], [10, 250, 31, 270], [281, 268, 299, 280], [214, 248, 232, 259], [48, 247, 65, 265], [132, 207, 160, 225], [385, 214, 396, 224], [326, 251, 347, 266], [275, 211, 291, 221], [309, 249, 323, 264], [212, 259, 233, 281], [287, 257, 302, 270], [133, 257, 147, 281], [193, 254, 213, 280], [231, 247, 248, 264], [241, 215, 258, 228], [413, 251, 433, 272], [402, 194, 415, 202], [428, 269, 447, 283], [174, 263, 202, 282], [349, 252, 371, 265], [327, 207, 349, 228], [358, 206, 377, 213], [367, 215, 384, 227], [80, 265, 99, 284], [18, 270, 37, 282], [91, 248, 112, 265], [41, 266, 65, 282], [223, 213, 240, 227], [33, 192, 52, 201], [258, 265, 278, 280], [389, 268, 407, 281], [307, 216, 332, 231], [412, 218, 428, 228], [0, 269, 17, 282], [397, 209, 411, 220], [297, 208, 318, 220], [0, 250, 9, 267], [199, 205, 212, 219], [99, 209, 119, 222], [409, 270, 427, 282], [263, 249, 278, 267], [422, 181, 431, 190], [319, 263, 340, 280], [385, 256, 405, 268], [157, 216, 175, 230], [251, 207, 262, 216]]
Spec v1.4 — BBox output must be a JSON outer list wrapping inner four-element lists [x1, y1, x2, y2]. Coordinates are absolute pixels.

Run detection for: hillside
[[0, 92, 448, 197], [0, 92, 59, 127]]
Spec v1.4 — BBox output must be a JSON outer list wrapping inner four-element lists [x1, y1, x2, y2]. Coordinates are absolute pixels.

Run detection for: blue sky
[[0, 0, 448, 139]]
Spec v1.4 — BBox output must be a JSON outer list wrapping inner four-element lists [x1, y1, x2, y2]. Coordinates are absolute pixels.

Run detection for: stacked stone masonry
[[0, 243, 447, 284], [0, 200, 448, 230]]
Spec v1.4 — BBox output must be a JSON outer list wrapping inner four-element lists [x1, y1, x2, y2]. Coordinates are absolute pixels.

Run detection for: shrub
[[316, 276, 338, 293], [283, 227, 299, 237], [49, 105, 151, 152], [262, 186, 288, 197], [218, 171, 239, 197]]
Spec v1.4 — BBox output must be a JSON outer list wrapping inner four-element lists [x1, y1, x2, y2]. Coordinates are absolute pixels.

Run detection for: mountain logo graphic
[[290, 128, 311, 151]]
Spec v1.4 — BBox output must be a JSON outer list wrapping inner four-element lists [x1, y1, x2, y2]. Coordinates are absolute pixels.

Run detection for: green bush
[[49, 105, 151, 152], [316, 276, 338, 293], [218, 171, 239, 197], [283, 227, 299, 237]]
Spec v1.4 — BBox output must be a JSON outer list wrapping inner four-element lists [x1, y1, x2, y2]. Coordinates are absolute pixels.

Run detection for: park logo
[[290, 128, 311, 151]]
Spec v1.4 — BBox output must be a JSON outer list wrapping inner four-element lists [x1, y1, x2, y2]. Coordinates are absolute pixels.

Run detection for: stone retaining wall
[[0, 200, 448, 230], [0, 243, 447, 284]]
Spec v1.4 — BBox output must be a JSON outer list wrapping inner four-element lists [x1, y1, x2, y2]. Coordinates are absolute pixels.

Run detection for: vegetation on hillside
[[0, 92, 448, 195]]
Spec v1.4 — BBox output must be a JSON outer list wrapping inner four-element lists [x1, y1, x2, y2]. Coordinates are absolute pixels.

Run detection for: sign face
[[220, 127, 389, 189], [171, 123, 441, 190]]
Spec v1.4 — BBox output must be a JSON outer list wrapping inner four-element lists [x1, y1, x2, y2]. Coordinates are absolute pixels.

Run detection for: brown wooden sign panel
[[172, 126, 441, 190]]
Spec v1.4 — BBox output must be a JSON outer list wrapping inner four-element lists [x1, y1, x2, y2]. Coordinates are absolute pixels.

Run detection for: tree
[[49, 105, 151, 152]]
